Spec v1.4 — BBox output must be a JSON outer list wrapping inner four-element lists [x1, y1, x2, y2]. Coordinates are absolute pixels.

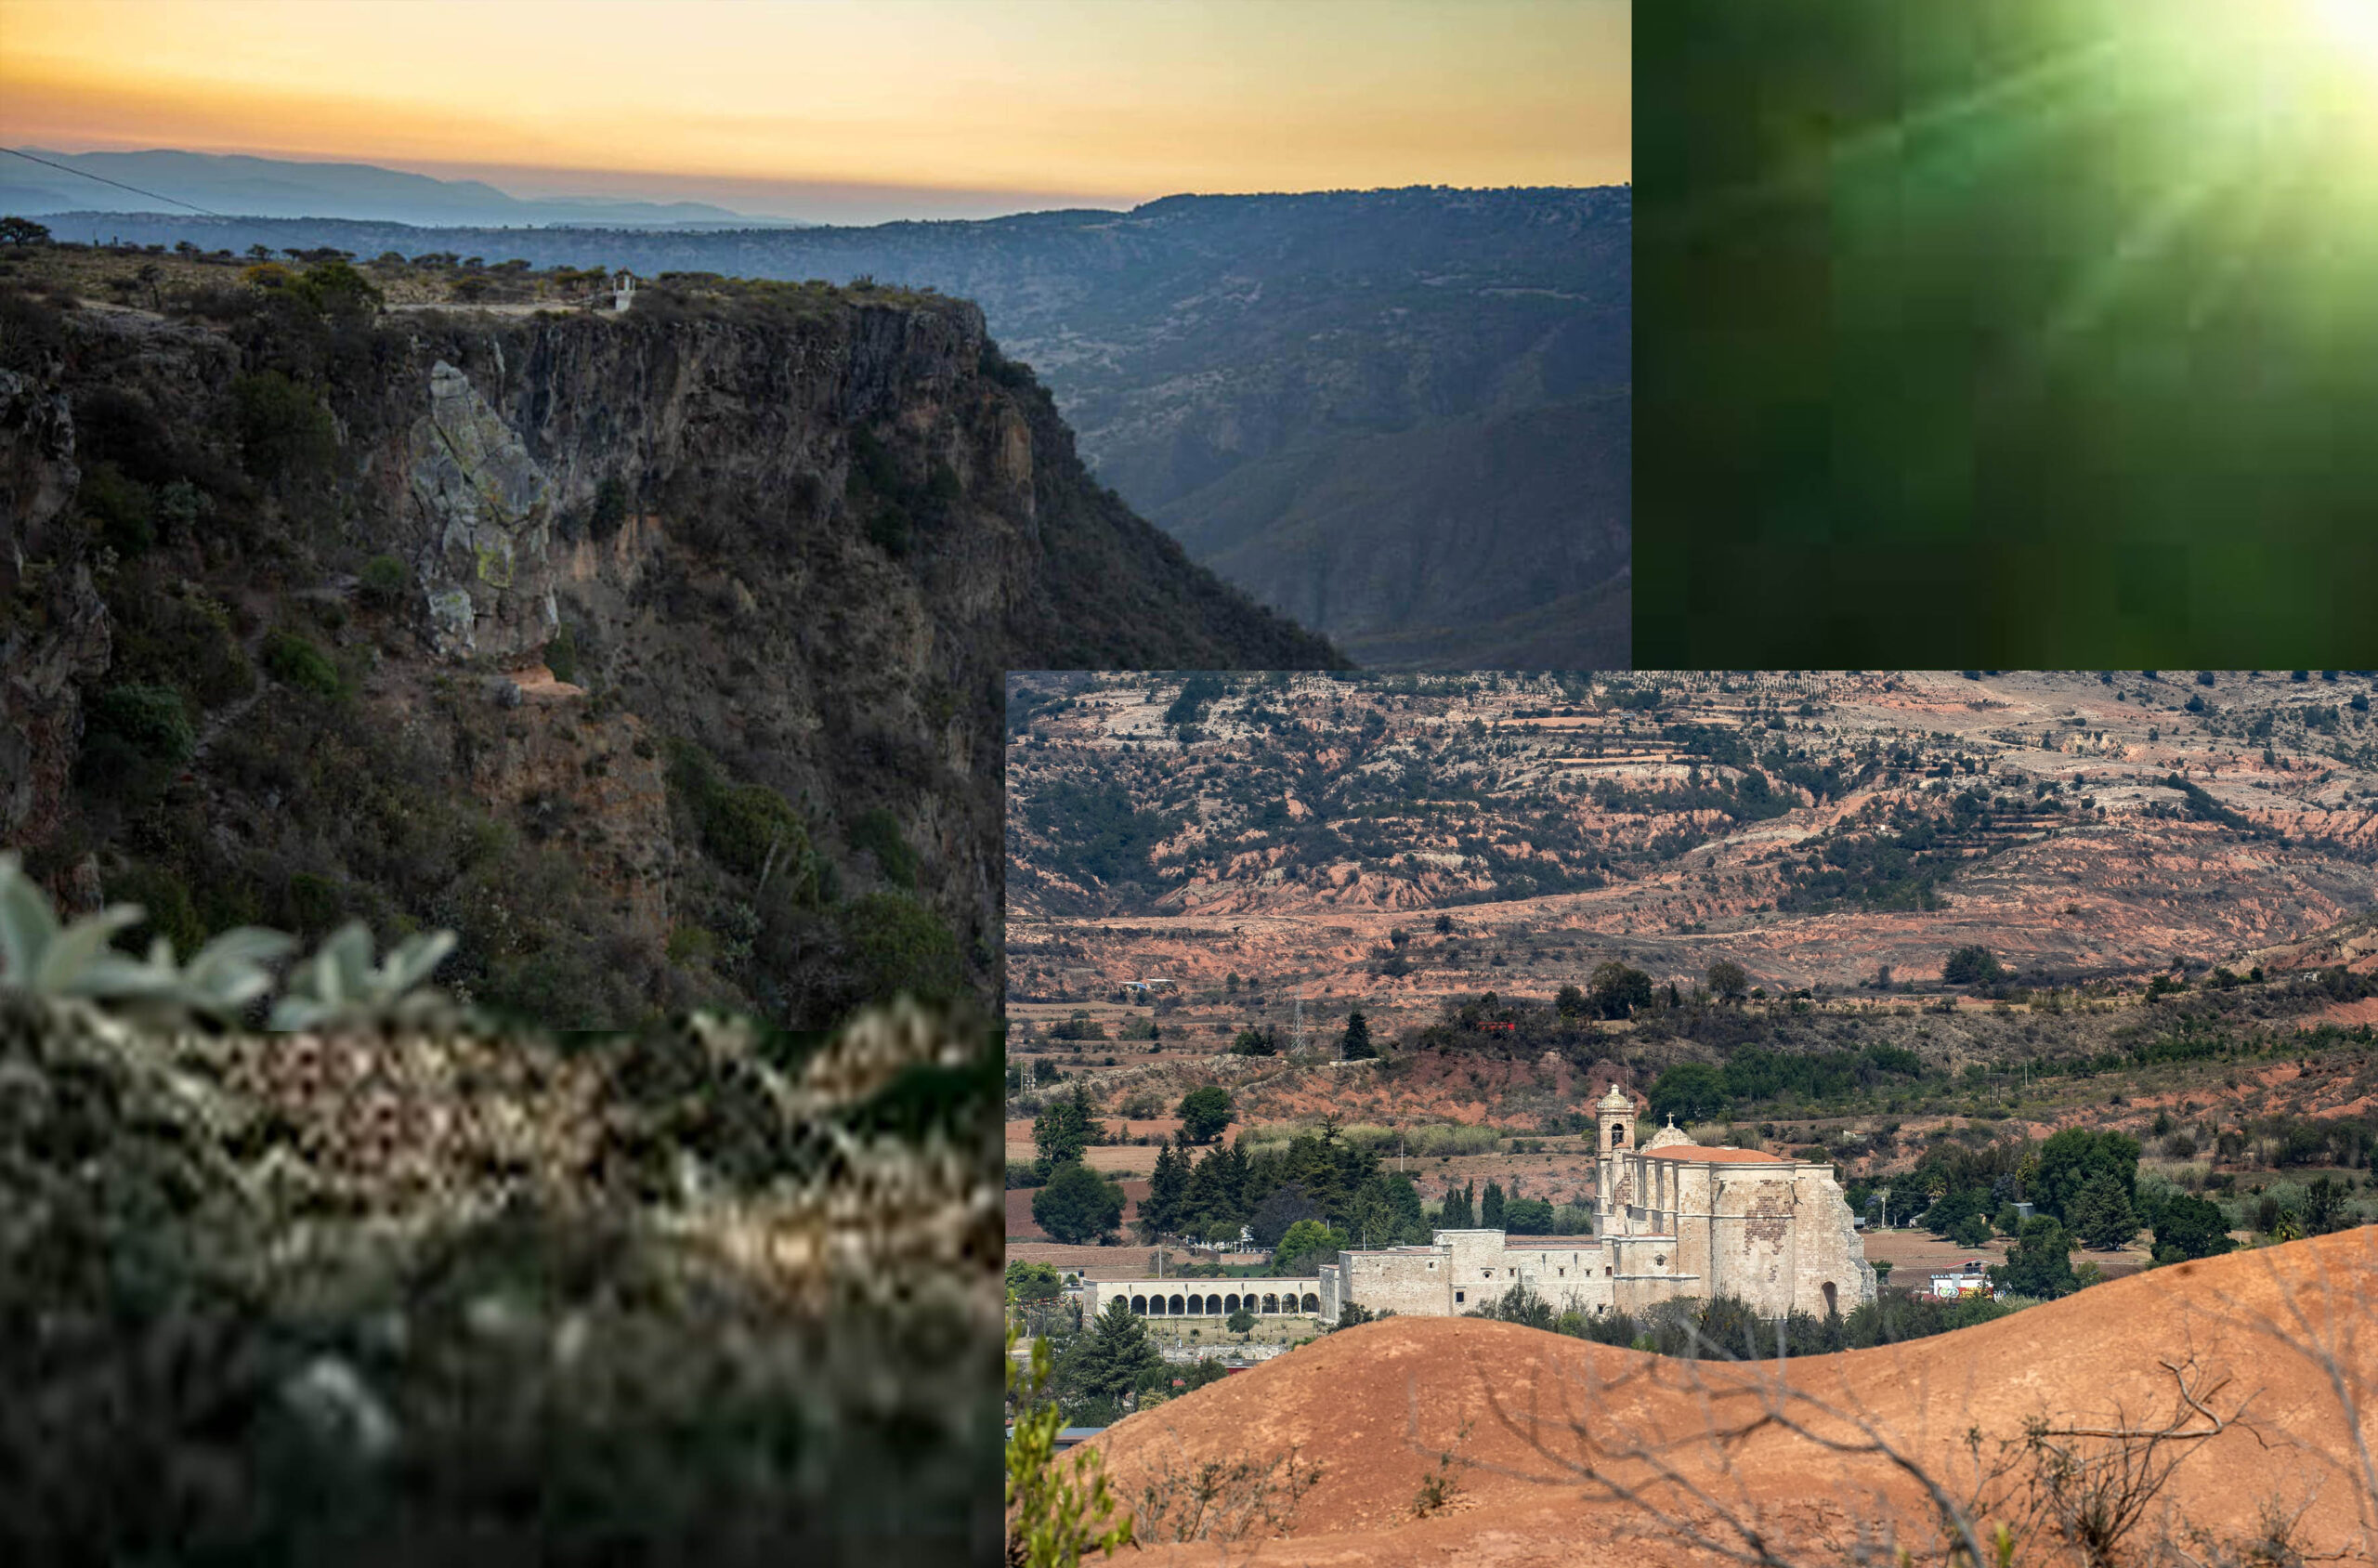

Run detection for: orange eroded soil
[[1087, 1230, 2378, 1566]]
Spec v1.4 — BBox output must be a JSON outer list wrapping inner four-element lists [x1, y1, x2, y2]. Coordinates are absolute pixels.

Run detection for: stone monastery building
[[1088, 1089, 1873, 1328]]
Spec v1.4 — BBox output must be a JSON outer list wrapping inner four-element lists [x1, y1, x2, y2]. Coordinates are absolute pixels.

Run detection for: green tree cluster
[[1176, 1085, 1233, 1143], [1033, 1082, 1100, 1171], [2150, 1193, 2236, 1264], [1991, 1216, 2083, 1299], [1941, 944, 2005, 985], [1139, 1125, 1427, 1251], [1033, 1163, 1125, 1245], [1439, 1181, 1476, 1228]]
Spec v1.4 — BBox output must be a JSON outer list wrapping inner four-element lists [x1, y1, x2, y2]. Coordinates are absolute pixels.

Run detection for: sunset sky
[[0, 0, 1629, 223]]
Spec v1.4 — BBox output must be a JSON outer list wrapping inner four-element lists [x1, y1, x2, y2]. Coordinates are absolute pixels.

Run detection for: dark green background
[[1636, 1, 2378, 666]]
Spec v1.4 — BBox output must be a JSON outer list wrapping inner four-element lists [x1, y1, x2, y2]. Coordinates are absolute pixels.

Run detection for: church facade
[[1315, 1087, 1875, 1323]]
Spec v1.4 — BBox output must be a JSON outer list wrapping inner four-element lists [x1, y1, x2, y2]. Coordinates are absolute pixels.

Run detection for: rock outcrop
[[0, 367, 109, 856]]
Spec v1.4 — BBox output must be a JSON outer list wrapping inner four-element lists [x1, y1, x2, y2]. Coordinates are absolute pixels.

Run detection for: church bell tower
[[1594, 1084, 1637, 1236]]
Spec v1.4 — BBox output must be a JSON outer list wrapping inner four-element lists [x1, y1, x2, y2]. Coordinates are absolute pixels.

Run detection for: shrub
[[358, 554, 410, 610], [1942, 945, 2004, 985], [103, 860, 204, 958], [544, 623, 580, 686], [293, 258, 382, 319], [589, 477, 631, 537], [230, 371, 336, 480], [665, 740, 816, 894], [262, 630, 342, 699], [847, 806, 917, 890], [286, 870, 344, 934], [76, 462, 155, 555], [836, 893, 964, 1009], [87, 684, 194, 766], [866, 504, 911, 556]]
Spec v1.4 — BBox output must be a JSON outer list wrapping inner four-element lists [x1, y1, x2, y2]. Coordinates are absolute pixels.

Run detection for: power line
[[3, 147, 229, 219]]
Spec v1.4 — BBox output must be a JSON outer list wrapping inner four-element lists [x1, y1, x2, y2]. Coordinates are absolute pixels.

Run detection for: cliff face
[[64, 188, 1631, 667], [0, 275, 1336, 1026]]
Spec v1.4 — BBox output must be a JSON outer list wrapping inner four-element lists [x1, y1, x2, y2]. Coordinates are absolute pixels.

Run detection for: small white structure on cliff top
[[612, 271, 636, 311]]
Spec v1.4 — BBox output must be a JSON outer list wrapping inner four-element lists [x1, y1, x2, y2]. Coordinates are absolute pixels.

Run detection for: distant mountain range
[[22, 182, 1629, 666], [0, 148, 800, 229]]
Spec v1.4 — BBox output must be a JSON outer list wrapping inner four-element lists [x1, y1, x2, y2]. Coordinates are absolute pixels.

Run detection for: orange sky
[[0, 0, 1629, 220]]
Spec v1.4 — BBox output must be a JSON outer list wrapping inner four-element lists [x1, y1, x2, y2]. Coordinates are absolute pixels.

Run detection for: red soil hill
[[1087, 1230, 2378, 1565]]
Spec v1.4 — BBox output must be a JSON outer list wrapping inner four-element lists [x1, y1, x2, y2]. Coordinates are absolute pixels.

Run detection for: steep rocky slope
[[46, 187, 1632, 666], [1, 262, 1334, 1027]]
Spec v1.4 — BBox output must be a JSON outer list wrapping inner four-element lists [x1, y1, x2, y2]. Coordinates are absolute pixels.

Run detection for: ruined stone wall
[[1786, 1165, 1877, 1315]]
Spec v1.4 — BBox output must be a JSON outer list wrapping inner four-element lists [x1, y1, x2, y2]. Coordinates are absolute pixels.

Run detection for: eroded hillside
[[1011, 670, 2378, 1000]]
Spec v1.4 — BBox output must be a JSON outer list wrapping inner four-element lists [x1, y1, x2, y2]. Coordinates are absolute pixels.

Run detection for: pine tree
[[1142, 1140, 1188, 1239], [1032, 1080, 1096, 1172], [1340, 1009, 1376, 1060], [1072, 1297, 1164, 1407], [1220, 1140, 1253, 1231], [1482, 1180, 1506, 1229], [1182, 1145, 1229, 1238], [1294, 1138, 1352, 1225], [2067, 1171, 2138, 1251]]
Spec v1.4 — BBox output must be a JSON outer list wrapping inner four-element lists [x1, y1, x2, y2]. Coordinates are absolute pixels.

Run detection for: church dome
[[1595, 1084, 1635, 1113], [1641, 1116, 1692, 1151]]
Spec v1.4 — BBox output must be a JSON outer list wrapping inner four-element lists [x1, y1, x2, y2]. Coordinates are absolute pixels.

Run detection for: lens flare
[[2306, 0, 2378, 68]]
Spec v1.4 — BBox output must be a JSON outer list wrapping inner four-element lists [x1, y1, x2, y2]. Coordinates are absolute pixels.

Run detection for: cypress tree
[[1441, 1181, 1474, 1229], [1341, 1009, 1376, 1060], [1482, 1180, 1506, 1228]]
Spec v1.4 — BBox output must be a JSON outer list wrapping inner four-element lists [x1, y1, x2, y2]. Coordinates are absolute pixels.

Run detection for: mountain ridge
[[2, 147, 800, 228]]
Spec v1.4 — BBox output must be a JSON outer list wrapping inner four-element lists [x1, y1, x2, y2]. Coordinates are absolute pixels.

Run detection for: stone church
[[1314, 1086, 1875, 1323], [1082, 1089, 1874, 1330]]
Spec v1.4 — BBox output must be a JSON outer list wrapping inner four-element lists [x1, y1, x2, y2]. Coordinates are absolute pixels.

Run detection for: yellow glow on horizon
[[0, 0, 1628, 212]]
